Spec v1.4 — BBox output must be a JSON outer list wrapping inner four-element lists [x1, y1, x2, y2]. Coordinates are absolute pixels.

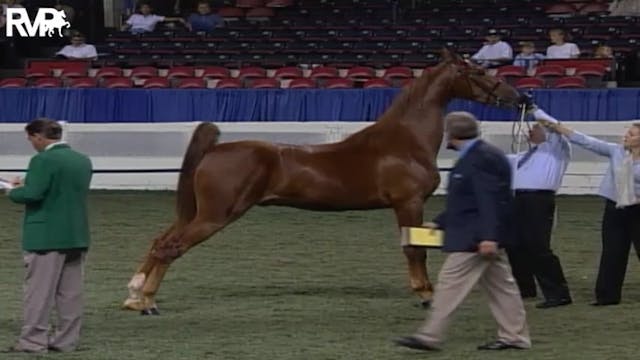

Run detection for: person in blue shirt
[[506, 111, 572, 309], [537, 107, 640, 306], [186, 1, 224, 32], [513, 42, 546, 71]]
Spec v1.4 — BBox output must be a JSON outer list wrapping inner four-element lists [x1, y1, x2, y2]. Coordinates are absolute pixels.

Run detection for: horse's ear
[[440, 47, 454, 62]]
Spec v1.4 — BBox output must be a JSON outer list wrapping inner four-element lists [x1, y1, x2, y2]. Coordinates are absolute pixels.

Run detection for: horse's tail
[[175, 122, 221, 225]]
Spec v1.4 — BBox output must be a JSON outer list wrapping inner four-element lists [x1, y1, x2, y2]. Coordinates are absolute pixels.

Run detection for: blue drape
[[0, 88, 638, 123]]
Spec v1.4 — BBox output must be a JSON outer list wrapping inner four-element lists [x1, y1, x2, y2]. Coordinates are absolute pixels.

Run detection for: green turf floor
[[1, 192, 639, 359]]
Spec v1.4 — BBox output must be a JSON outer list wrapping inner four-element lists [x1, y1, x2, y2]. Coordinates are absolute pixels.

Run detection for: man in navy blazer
[[395, 111, 531, 352]]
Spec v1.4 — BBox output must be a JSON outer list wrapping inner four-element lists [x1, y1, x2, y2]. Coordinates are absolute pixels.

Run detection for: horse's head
[[440, 48, 523, 108]]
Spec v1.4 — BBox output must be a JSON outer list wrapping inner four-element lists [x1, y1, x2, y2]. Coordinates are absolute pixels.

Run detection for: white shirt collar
[[45, 141, 67, 151]]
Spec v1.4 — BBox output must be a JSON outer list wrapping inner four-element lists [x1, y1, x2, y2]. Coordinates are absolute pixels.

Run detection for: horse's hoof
[[421, 300, 432, 309], [140, 307, 160, 316], [122, 298, 145, 311]]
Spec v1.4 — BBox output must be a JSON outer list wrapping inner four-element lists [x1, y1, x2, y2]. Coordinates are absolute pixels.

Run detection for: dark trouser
[[595, 200, 640, 304], [507, 190, 571, 300]]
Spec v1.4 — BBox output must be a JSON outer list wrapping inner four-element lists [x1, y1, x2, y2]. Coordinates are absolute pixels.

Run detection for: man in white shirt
[[471, 29, 513, 68], [55, 33, 97, 60], [122, 2, 184, 34], [506, 107, 573, 309], [546, 29, 580, 59]]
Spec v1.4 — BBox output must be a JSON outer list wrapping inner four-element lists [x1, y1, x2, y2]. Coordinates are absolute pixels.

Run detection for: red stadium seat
[[309, 66, 338, 79], [515, 77, 545, 89], [0, 77, 28, 88], [265, 0, 293, 7], [383, 66, 413, 80], [534, 65, 566, 77], [34, 77, 62, 88], [95, 67, 123, 79], [167, 66, 195, 79], [143, 77, 170, 89], [25, 68, 50, 78], [69, 77, 98, 88], [250, 78, 280, 88], [288, 78, 316, 89], [130, 66, 158, 79], [176, 78, 206, 89], [216, 78, 243, 88], [545, 3, 577, 15], [346, 66, 375, 80], [274, 66, 303, 80], [323, 78, 353, 89], [236, 0, 264, 7], [60, 68, 87, 78], [579, 2, 609, 15], [574, 63, 606, 76], [218, 7, 245, 18], [496, 65, 526, 77], [104, 77, 133, 88], [245, 7, 275, 19], [201, 66, 231, 79], [362, 78, 391, 88], [554, 76, 587, 88], [238, 66, 267, 79]]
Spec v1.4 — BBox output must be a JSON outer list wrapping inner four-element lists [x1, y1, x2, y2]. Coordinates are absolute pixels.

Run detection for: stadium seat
[[25, 68, 50, 78], [288, 78, 316, 88], [201, 66, 231, 79], [545, 3, 577, 16], [515, 77, 545, 89], [250, 78, 280, 88], [323, 78, 353, 89], [176, 78, 206, 89], [60, 68, 88, 78], [104, 77, 134, 88], [95, 67, 124, 79], [554, 76, 587, 88], [236, 0, 265, 7], [346, 66, 375, 80], [34, 77, 62, 88], [218, 7, 245, 18], [238, 66, 267, 79], [309, 66, 338, 79], [362, 78, 391, 88], [143, 77, 170, 89], [274, 66, 303, 79], [0, 77, 28, 88], [216, 78, 243, 88], [130, 66, 158, 79], [69, 77, 98, 88], [579, 2, 610, 15], [265, 0, 294, 7], [383, 66, 413, 80], [496, 65, 527, 85], [167, 66, 195, 79]]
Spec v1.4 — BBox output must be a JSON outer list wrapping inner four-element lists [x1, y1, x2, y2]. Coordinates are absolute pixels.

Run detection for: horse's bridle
[[458, 68, 520, 108]]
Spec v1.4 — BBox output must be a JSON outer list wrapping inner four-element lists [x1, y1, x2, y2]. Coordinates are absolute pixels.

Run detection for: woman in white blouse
[[122, 2, 185, 34], [546, 29, 580, 59]]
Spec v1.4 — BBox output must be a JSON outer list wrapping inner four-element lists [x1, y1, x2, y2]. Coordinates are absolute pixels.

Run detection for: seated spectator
[[55, 32, 97, 60], [594, 44, 614, 59], [546, 29, 580, 59], [471, 29, 513, 68], [122, 2, 185, 34], [513, 41, 545, 70], [609, 0, 640, 16], [186, 1, 224, 32]]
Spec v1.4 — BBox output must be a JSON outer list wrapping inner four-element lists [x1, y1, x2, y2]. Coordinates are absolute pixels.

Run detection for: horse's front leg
[[394, 198, 434, 307]]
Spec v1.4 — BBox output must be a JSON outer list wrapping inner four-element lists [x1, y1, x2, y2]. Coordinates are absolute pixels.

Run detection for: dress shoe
[[477, 341, 527, 350], [536, 298, 572, 309], [394, 336, 440, 351], [590, 300, 620, 306]]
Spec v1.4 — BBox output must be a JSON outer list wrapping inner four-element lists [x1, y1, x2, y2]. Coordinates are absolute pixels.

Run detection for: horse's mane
[[376, 61, 451, 123]]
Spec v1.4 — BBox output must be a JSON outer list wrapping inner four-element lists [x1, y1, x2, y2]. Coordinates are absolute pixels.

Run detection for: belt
[[515, 189, 556, 195]]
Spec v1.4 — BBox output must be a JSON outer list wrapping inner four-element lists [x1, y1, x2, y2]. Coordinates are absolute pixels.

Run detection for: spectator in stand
[[55, 32, 97, 60], [186, 1, 224, 32], [471, 29, 513, 68], [594, 45, 614, 59], [546, 29, 580, 59], [513, 42, 546, 70], [609, 0, 640, 16], [122, 2, 185, 34]]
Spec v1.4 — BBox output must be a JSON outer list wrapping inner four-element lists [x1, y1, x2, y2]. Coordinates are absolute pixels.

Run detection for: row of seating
[[0, 75, 592, 89]]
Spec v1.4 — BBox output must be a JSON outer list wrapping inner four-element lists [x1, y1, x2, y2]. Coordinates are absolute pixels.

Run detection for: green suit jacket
[[9, 143, 93, 252]]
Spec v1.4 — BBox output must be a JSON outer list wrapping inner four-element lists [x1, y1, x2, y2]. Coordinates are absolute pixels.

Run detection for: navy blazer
[[434, 140, 514, 253]]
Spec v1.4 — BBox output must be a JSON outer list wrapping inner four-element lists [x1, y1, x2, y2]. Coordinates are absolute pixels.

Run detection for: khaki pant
[[17, 250, 86, 352], [414, 251, 531, 348]]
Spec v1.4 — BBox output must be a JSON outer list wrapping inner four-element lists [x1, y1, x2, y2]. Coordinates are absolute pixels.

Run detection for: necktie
[[517, 146, 538, 169]]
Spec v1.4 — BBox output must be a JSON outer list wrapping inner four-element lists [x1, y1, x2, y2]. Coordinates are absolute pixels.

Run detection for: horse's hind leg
[[122, 225, 176, 311], [394, 199, 434, 307]]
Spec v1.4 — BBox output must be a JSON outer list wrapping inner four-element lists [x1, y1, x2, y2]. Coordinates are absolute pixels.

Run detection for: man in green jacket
[[4, 118, 92, 354]]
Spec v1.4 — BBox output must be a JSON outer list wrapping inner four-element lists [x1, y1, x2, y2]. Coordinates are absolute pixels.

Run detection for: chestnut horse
[[122, 49, 523, 314]]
